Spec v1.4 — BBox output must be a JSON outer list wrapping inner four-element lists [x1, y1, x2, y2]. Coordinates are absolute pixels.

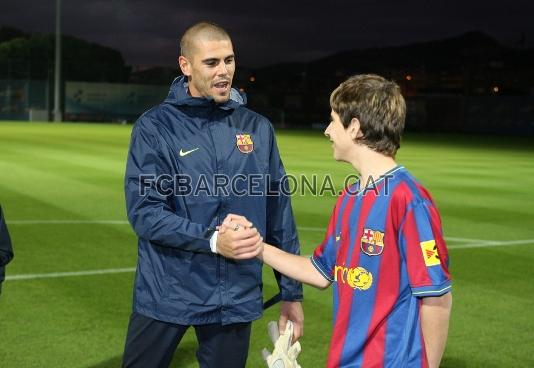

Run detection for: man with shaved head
[[179, 22, 230, 57], [178, 22, 234, 104], [122, 22, 303, 367]]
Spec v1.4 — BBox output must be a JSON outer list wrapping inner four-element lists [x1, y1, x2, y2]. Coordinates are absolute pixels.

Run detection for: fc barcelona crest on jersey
[[361, 228, 385, 256], [236, 134, 254, 154]]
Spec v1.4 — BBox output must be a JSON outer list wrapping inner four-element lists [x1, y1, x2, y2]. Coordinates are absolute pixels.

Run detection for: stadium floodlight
[[53, 0, 62, 122]]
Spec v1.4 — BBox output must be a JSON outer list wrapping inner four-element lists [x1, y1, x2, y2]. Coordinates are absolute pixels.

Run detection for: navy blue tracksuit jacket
[[124, 76, 302, 325]]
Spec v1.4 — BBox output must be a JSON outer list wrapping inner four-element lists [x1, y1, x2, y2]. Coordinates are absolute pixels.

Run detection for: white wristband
[[209, 230, 219, 253]]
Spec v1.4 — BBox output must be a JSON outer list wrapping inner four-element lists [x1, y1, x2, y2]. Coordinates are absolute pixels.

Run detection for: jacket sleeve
[[124, 119, 213, 252], [265, 124, 303, 301], [0, 205, 14, 291]]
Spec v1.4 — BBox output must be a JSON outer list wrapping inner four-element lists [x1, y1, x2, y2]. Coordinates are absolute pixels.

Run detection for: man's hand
[[279, 301, 304, 342], [218, 214, 253, 234], [216, 214, 263, 259]]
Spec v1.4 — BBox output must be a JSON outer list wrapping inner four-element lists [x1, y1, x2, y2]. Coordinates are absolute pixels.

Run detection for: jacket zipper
[[206, 108, 229, 317]]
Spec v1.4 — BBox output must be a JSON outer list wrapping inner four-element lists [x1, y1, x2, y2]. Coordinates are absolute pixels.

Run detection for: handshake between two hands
[[216, 213, 264, 260]]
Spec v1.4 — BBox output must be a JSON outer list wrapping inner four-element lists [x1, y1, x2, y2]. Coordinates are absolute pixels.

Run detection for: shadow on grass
[[441, 356, 468, 368], [87, 356, 122, 368], [170, 341, 198, 367], [87, 341, 197, 368]]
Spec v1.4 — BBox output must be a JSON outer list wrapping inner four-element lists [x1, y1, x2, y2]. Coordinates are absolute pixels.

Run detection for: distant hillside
[[0, 27, 130, 82], [0, 26, 29, 43], [250, 31, 534, 95], [1, 27, 532, 94]]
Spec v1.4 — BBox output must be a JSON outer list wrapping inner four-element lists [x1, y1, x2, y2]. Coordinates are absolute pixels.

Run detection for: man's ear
[[178, 55, 191, 77], [348, 117, 362, 140]]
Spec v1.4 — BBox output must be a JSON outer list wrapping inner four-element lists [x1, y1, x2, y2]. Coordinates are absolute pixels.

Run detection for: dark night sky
[[2, 0, 533, 68]]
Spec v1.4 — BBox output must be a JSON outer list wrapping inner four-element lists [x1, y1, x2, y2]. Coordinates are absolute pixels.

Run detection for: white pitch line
[[5, 238, 534, 281], [449, 239, 534, 250], [5, 207, 533, 283], [445, 237, 492, 244], [299, 226, 324, 232], [7, 220, 129, 225], [5, 267, 135, 281], [9, 220, 319, 228], [3, 220, 515, 246], [300, 227, 492, 244]]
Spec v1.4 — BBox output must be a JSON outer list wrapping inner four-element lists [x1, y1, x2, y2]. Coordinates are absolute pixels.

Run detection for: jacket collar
[[164, 75, 246, 110]]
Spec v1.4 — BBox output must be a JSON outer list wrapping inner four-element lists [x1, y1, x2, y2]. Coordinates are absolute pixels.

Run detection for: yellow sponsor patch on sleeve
[[420, 240, 440, 267]]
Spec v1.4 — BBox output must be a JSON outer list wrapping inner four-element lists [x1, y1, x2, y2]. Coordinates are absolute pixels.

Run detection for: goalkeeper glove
[[261, 320, 302, 368]]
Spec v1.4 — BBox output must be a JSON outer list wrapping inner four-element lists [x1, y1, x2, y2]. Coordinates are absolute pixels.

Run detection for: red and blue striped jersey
[[311, 166, 451, 368]]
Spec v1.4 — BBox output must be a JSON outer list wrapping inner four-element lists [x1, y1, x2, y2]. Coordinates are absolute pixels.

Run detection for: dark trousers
[[122, 312, 252, 368]]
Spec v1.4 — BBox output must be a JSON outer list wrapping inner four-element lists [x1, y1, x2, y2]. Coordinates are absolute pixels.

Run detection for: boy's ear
[[348, 118, 362, 140]]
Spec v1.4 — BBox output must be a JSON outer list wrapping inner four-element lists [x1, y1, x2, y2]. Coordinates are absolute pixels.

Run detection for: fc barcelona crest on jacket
[[361, 228, 385, 256], [236, 134, 254, 153]]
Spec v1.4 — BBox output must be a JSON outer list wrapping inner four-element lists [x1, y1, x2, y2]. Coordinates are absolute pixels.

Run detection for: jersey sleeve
[[399, 199, 451, 297], [311, 199, 341, 283]]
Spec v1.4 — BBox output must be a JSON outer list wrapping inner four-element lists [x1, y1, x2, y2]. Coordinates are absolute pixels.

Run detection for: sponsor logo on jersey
[[334, 265, 373, 290], [420, 240, 440, 266]]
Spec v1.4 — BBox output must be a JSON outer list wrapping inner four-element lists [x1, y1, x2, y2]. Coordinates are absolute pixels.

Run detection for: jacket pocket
[[161, 250, 220, 306], [227, 258, 262, 303]]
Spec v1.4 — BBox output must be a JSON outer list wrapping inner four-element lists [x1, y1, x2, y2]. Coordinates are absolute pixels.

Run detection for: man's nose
[[217, 62, 229, 76]]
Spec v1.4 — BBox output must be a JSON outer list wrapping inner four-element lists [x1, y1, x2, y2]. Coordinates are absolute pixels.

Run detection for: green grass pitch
[[0, 121, 533, 367]]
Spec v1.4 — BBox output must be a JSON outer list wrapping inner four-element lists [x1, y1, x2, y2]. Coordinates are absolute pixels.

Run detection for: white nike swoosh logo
[[179, 148, 199, 157]]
